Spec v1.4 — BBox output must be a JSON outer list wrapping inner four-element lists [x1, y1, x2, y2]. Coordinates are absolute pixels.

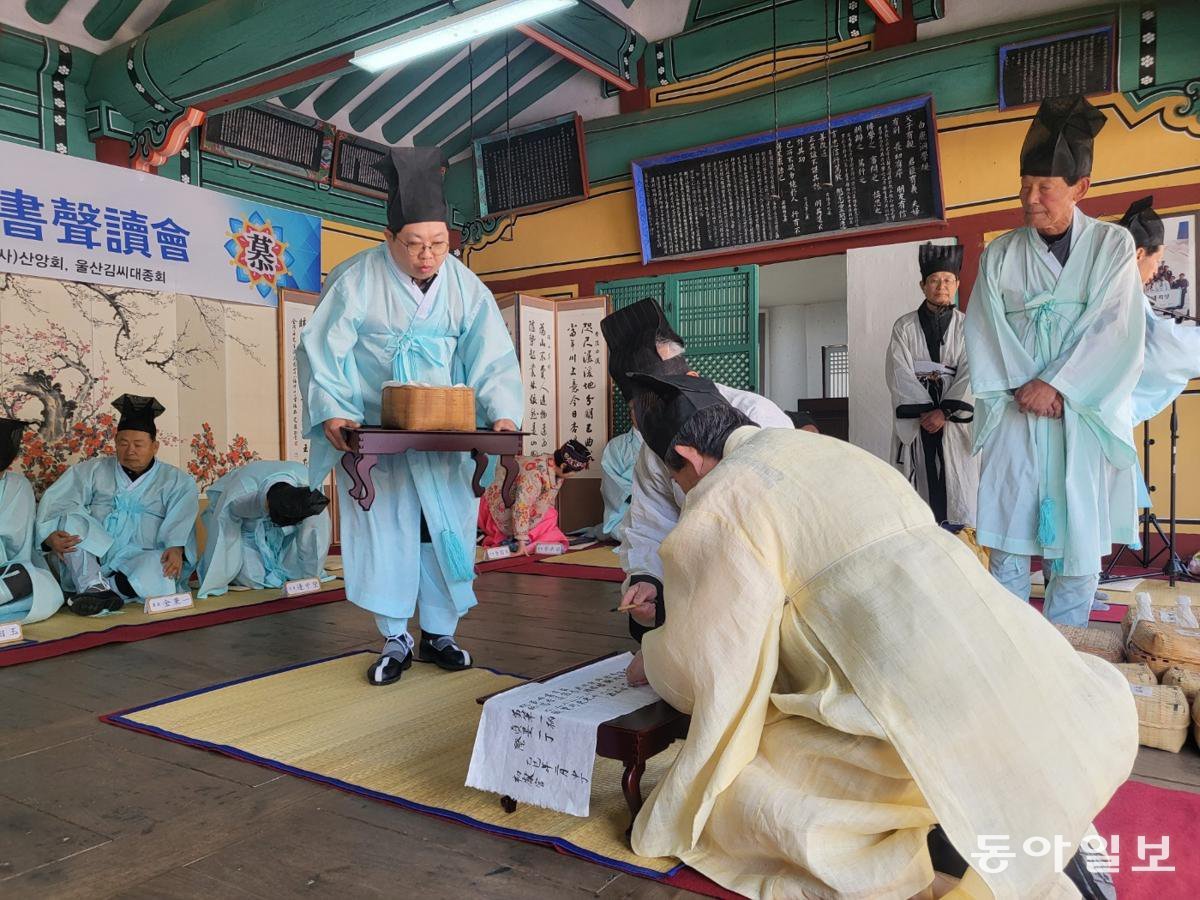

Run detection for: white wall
[[846, 238, 957, 462]]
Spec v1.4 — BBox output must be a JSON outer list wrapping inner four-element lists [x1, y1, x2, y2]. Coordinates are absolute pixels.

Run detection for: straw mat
[[105, 652, 683, 880]]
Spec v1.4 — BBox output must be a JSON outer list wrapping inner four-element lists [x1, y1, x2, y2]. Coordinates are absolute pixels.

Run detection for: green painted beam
[[87, 0, 498, 128], [25, 0, 71, 25], [414, 42, 554, 148], [441, 57, 578, 159], [312, 69, 378, 120], [152, 0, 211, 27], [380, 36, 507, 144], [523, 0, 642, 82], [348, 48, 456, 133], [278, 82, 322, 110], [84, 0, 144, 42]]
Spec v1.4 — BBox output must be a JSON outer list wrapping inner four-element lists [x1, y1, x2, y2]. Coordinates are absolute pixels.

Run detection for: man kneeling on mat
[[624, 371, 1134, 900]]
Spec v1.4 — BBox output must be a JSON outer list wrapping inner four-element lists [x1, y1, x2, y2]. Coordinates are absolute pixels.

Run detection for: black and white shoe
[[419, 632, 472, 670], [366, 633, 413, 686], [65, 589, 125, 617]]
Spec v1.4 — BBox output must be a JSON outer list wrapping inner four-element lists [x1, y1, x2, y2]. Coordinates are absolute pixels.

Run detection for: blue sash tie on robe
[[384, 327, 475, 583], [252, 520, 291, 587], [103, 493, 146, 559]]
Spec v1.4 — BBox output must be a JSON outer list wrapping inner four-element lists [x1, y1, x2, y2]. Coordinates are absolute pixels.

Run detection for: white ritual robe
[[635, 426, 1137, 899], [885, 307, 979, 526], [617, 383, 793, 587], [965, 208, 1145, 574]]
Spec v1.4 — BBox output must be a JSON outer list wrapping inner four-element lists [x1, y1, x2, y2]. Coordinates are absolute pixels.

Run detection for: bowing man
[[36, 394, 199, 615], [885, 243, 978, 527], [0, 418, 65, 624], [197, 460, 331, 598]]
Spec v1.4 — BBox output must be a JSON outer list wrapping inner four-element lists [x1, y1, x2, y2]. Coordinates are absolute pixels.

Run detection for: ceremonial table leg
[[470, 450, 488, 498], [499, 453, 520, 508], [621, 759, 646, 836], [341, 453, 380, 512]]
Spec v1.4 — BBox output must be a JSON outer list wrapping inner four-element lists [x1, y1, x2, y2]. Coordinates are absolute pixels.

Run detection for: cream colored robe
[[634, 426, 1138, 900]]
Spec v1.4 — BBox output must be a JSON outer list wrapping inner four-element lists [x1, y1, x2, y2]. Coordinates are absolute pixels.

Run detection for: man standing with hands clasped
[[298, 147, 523, 685]]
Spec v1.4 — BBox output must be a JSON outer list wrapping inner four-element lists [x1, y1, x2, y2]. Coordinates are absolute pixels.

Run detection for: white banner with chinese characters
[[0, 141, 321, 307], [554, 297, 608, 474]]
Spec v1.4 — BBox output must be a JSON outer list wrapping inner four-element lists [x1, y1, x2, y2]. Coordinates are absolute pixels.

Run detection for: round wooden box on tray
[[381, 384, 476, 431]]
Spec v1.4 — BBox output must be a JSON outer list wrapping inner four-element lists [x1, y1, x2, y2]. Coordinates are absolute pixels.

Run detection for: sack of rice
[[1126, 596, 1200, 676], [1129, 684, 1189, 752], [1054, 624, 1124, 664], [1115, 662, 1157, 686], [1161, 666, 1200, 703]]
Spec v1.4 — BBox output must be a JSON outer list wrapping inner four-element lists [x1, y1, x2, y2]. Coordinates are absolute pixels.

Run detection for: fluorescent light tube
[[352, 0, 577, 73]]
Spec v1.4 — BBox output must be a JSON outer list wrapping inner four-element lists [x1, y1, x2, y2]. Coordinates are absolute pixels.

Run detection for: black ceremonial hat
[[601, 298, 685, 403], [266, 481, 330, 527], [627, 371, 730, 462], [112, 394, 165, 438], [1118, 196, 1165, 251], [0, 417, 29, 471], [1019, 95, 1106, 180], [918, 243, 964, 279], [372, 146, 450, 233]]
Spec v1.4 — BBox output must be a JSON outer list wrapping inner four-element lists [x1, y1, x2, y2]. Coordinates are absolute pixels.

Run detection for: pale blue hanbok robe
[[35, 456, 199, 598], [599, 430, 642, 543], [297, 248, 523, 622], [1132, 294, 1200, 425], [965, 208, 1145, 575], [197, 460, 331, 599], [0, 470, 64, 624]]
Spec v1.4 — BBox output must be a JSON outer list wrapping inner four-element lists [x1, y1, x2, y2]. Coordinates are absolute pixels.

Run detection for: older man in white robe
[[886, 242, 978, 527], [626, 372, 1136, 900], [965, 96, 1144, 627]]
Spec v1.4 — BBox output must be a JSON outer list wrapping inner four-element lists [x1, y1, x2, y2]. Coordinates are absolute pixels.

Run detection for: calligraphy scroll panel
[[518, 298, 558, 456], [278, 289, 319, 464], [554, 298, 609, 476]]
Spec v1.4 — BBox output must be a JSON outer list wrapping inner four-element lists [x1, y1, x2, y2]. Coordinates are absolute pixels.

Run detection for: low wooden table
[[476, 655, 691, 832], [340, 427, 526, 512]]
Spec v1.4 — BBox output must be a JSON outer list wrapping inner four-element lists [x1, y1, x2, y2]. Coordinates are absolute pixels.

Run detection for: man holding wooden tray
[[297, 148, 523, 686]]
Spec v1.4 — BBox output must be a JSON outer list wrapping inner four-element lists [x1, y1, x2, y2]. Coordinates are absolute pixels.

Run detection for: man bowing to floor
[[297, 147, 523, 685], [965, 95, 1144, 626], [36, 395, 198, 615]]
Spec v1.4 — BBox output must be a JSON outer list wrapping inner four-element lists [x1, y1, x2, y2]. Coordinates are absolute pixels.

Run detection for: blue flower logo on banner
[[224, 211, 299, 300]]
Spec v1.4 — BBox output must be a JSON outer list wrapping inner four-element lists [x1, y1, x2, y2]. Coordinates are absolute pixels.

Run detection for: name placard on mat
[[485, 546, 513, 561], [535, 543, 566, 557], [0, 621, 25, 645], [284, 578, 322, 597], [144, 592, 194, 615]]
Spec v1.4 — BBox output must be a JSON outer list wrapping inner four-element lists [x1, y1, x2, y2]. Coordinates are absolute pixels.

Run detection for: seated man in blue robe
[[965, 96, 1145, 627], [197, 460, 331, 598], [36, 394, 200, 616], [594, 427, 642, 545], [298, 148, 523, 685], [0, 418, 65, 624]]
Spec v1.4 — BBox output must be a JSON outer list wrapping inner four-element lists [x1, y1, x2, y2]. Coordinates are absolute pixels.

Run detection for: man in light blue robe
[[197, 460, 331, 599], [965, 97, 1145, 627], [36, 395, 199, 615], [595, 427, 642, 545], [0, 419, 65, 624], [297, 147, 522, 685]]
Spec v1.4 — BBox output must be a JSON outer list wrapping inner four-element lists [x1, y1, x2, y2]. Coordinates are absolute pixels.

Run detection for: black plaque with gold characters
[[998, 24, 1114, 110], [203, 103, 335, 182], [631, 95, 944, 263], [474, 113, 588, 216]]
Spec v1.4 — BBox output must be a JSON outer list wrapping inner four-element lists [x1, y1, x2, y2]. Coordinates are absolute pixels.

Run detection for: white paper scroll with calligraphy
[[278, 288, 320, 464], [466, 653, 659, 816], [518, 297, 558, 456], [554, 297, 608, 477], [497, 294, 519, 350]]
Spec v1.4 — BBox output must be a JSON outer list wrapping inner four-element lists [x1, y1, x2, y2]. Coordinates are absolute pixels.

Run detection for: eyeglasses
[[400, 239, 450, 258]]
